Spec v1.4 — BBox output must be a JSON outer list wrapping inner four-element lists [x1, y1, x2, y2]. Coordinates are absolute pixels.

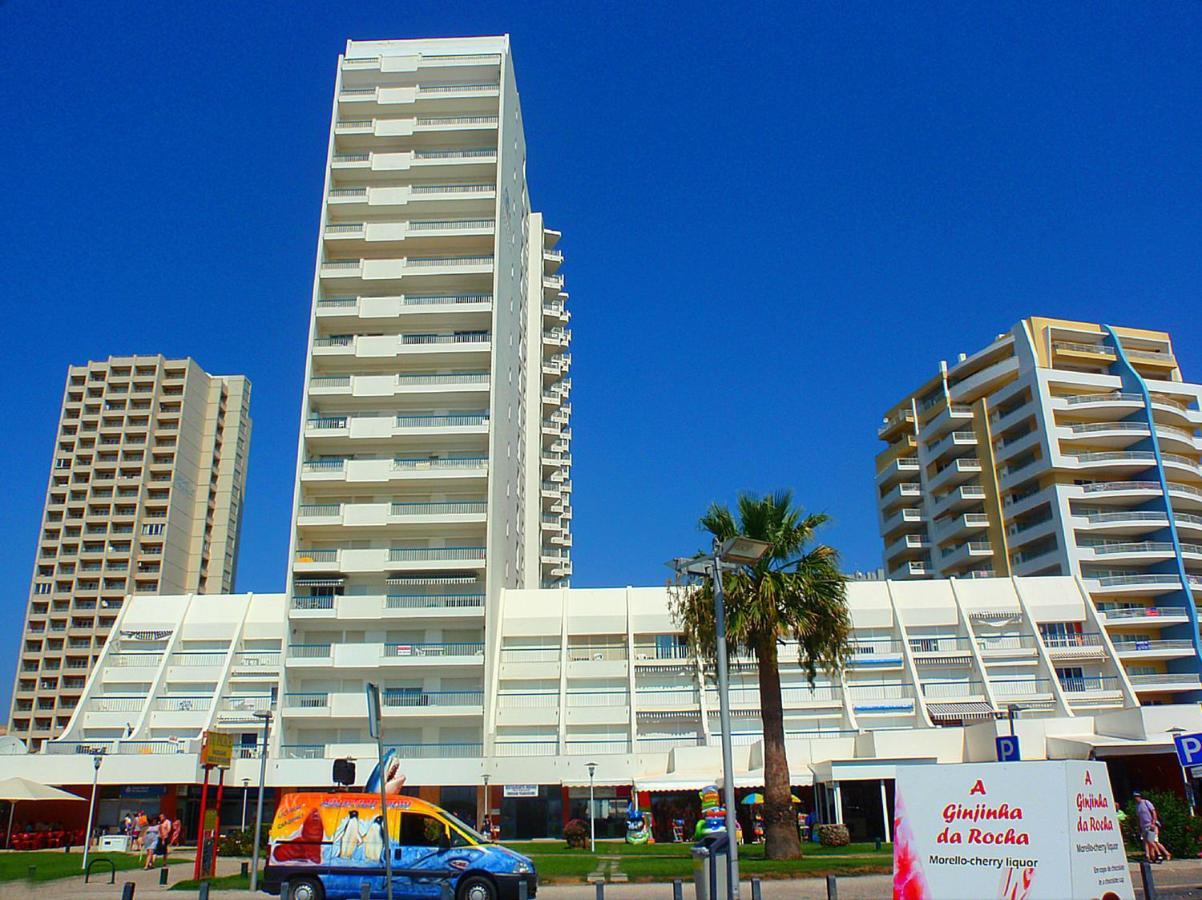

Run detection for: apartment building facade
[[281, 36, 571, 760], [9, 356, 251, 748], [876, 317, 1202, 702]]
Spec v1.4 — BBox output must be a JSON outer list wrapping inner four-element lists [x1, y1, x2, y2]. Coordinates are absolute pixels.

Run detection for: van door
[[395, 811, 454, 897]]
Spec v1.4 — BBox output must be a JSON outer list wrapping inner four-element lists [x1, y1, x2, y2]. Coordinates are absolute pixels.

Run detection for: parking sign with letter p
[[996, 735, 1021, 762]]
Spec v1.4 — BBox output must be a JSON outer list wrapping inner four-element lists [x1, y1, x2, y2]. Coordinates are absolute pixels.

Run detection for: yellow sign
[[200, 730, 233, 768]]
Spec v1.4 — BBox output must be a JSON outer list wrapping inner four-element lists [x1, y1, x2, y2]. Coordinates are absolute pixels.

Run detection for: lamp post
[[586, 762, 597, 852], [241, 777, 251, 831], [249, 709, 273, 893], [482, 773, 490, 838], [670, 536, 772, 900], [81, 754, 102, 871], [1167, 727, 1196, 816], [1007, 704, 1025, 738]]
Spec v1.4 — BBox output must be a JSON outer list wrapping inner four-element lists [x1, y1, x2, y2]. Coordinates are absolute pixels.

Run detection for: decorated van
[[262, 791, 537, 900]]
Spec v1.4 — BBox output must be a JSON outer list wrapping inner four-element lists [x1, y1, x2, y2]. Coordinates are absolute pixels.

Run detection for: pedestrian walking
[[1134, 792, 1172, 863], [142, 816, 160, 869]]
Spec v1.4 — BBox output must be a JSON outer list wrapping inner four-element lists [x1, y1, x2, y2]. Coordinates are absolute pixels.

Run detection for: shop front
[[498, 784, 563, 840]]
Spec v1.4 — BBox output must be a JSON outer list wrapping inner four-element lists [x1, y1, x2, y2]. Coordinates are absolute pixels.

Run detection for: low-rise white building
[[5, 578, 1197, 842]]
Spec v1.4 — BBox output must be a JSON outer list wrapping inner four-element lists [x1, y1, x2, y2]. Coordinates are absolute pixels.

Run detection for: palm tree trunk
[[756, 636, 802, 859]]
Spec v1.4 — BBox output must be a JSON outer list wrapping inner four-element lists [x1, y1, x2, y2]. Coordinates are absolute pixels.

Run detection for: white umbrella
[[0, 776, 86, 849]]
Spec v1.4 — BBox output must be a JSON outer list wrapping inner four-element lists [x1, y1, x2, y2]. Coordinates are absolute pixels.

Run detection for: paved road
[[5, 854, 1202, 899]]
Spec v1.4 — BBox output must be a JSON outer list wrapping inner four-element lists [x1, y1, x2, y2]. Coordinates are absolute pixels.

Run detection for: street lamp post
[[1007, 704, 1025, 738], [249, 709, 273, 893], [241, 777, 251, 831], [586, 762, 597, 852], [80, 754, 102, 871], [482, 773, 490, 838], [670, 536, 772, 900]]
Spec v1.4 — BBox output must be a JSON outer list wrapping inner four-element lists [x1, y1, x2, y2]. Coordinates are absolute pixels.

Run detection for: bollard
[[160, 867, 169, 885], [874, 838, 882, 852], [1138, 860, 1157, 900], [121, 882, 136, 900], [826, 873, 839, 900], [26, 866, 36, 881], [672, 879, 684, 900], [751, 878, 762, 900], [278, 881, 289, 900], [199, 881, 211, 900], [518, 879, 528, 900], [362, 881, 372, 900], [595, 881, 605, 900], [242, 862, 251, 878], [443, 882, 454, 900]]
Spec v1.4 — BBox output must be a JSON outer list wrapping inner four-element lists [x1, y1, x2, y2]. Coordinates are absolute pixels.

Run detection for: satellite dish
[[0, 735, 29, 755]]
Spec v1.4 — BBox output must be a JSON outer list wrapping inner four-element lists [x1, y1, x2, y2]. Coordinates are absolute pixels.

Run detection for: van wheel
[[457, 875, 497, 900], [287, 877, 324, 900]]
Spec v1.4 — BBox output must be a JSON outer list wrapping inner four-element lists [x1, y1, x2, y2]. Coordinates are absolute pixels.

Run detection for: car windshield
[[443, 810, 490, 843]]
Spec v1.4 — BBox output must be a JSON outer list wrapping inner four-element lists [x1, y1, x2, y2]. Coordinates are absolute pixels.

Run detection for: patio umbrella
[[740, 793, 801, 804], [0, 776, 86, 849]]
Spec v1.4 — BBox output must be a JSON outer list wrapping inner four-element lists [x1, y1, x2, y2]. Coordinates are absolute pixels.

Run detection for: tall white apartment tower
[[282, 36, 572, 762]]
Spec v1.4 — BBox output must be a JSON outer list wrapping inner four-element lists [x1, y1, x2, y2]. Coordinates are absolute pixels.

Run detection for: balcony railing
[[385, 593, 484, 609], [411, 183, 495, 195], [1059, 676, 1121, 694], [382, 690, 483, 707], [1129, 673, 1202, 687], [288, 643, 333, 659], [1113, 639, 1194, 653], [417, 82, 500, 95], [1099, 603, 1186, 618], [295, 549, 338, 562], [414, 148, 497, 160], [154, 696, 212, 711], [382, 642, 485, 658], [390, 501, 486, 516], [392, 456, 487, 471], [388, 546, 486, 562], [284, 692, 329, 709], [394, 414, 489, 428]]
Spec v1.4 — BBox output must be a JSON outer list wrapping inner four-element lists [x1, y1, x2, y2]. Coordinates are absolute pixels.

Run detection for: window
[[399, 813, 447, 848], [142, 524, 165, 536]]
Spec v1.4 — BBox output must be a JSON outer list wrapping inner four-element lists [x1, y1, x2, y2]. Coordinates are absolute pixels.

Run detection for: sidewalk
[[6, 857, 1202, 899]]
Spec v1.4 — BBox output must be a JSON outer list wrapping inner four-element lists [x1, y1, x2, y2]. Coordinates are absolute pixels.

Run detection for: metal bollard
[[121, 883, 136, 900], [1138, 860, 1157, 900], [278, 881, 289, 900], [751, 878, 762, 900], [160, 867, 169, 885], [443, 882, 454, 900], [362, 882, 372, 900], [826, 873, 839, 900], [673, 879, 684, 900], [199, 881, 211, 900], [518, 879, 528, 900], [26, 866, 36, 881], [874, 838, 882, 852], [596, 882, 605, 900], [243, 862, 251, 878]]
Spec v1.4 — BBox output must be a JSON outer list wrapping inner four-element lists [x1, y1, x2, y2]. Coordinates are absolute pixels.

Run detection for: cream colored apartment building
[[281, 36, 571, 758], [9, 356, 251, 748], [876, 317, 1202, 701]]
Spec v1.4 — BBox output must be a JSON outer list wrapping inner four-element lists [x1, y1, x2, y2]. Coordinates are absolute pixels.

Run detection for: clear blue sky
[[2, 2, 1200, 713]]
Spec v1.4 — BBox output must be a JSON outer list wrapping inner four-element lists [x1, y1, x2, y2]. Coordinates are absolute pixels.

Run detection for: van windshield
[[443, 810, 489, 844]]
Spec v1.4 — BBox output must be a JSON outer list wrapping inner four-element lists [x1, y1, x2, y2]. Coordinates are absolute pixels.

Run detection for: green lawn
[[500, 840, 893, 882], [0, 851, 147, 883]]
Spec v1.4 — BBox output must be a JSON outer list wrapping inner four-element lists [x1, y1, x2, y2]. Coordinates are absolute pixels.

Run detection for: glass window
[[400, 813, 446, 847]]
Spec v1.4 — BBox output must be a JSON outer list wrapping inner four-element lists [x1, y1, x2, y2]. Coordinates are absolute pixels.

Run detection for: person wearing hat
[[1134, 792, 1171, 864]]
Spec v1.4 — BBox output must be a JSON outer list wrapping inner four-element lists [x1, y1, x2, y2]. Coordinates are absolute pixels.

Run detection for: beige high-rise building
[[9, 355, 251, 749], [876, 318, 1202, 703]]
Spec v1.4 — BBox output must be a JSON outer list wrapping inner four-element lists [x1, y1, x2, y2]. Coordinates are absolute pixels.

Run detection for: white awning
[[926, 701, 996, 721], [386, 575, 478, 585]]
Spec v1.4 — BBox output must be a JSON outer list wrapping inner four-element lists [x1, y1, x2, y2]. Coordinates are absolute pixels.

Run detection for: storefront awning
[[1047, 734, 1175, 760]]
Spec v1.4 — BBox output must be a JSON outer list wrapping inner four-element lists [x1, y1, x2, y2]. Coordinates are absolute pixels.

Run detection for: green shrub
[[1122, 791, 1202, 858], [218, 825, 271, 858], [817, 824, 850, 847], [563, 819, 589, 850]]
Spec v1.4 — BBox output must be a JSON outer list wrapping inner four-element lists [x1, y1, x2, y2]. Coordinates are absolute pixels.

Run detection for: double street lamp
[[586, 762, 597, 852], [80, 754, 103, 871], [670, 536, 772, 900], [249, 709, 273, 893]]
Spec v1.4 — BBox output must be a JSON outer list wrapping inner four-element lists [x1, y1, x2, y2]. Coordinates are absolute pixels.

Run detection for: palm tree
[[669, 490, 852, 860]]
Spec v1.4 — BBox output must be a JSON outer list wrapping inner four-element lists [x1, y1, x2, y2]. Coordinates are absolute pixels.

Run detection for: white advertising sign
[[893, 760, 1133, 899], [504, 784, 539, 798]]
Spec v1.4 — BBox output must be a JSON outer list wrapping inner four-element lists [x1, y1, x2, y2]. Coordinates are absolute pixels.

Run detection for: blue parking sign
[[1173, 732, 1202, 767], [996, 735, 1021, 762]]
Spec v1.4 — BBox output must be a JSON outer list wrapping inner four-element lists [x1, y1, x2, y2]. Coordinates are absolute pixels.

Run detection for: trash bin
[[692, 832, 730, 900]]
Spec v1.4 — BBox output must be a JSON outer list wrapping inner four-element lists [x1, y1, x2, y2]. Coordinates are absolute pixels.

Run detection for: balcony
[[1040, 632, 1106, 660], [930, 483, 987, 515], [940, 541, 993, 571], [848, 640, 905, 668], [885, 533, 931, 561], [908, 636, 975, 664], [300, 456, 488, 489], [1128, 673, 1202, 692], [880, 482, 922, 512], [889, 560, 932, 579], [1097, 604, 1188, 624], [881, 507, 925, 537], [296, 500, 487, 530], [876, 457, 920, 488], [990, 677, 1056, 702], [309, 372, 490, 400], [1058, 675, 1124, 701], [1112, 639, 1196, 660], [878, 408, 915, 440], [1079, 540, 1178, 564]]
